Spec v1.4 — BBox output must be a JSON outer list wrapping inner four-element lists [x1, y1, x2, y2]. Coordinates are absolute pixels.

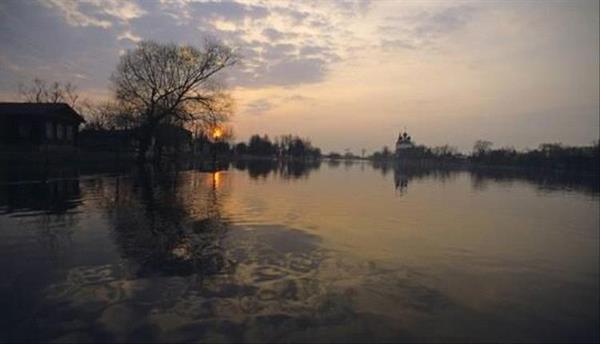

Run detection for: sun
[[212, 127, 223, 140]]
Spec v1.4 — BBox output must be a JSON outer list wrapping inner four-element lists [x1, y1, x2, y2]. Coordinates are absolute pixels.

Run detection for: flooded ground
[[0, 160, 598, 342]]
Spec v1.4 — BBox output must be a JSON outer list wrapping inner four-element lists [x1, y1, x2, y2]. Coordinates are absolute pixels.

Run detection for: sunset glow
[[0, 1, 598, 342], [212, 128, 223, 140], [0, 0, 598, 152]]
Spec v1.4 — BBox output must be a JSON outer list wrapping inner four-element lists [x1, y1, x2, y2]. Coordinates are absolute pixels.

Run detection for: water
[[0, 160, 598, 342]]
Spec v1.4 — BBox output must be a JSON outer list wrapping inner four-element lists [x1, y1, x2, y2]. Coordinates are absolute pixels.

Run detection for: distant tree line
[[233, 134, 321, 160], [470, 140, 599, 172], [369, 144, 462, 161], [368, 140, 599, 173]]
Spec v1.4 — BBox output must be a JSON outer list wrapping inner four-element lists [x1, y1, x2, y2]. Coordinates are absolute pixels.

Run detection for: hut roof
[[0, 102, 85, 123]]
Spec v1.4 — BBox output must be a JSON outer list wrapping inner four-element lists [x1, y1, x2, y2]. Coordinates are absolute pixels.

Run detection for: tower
[[395, 129, 415, 155]]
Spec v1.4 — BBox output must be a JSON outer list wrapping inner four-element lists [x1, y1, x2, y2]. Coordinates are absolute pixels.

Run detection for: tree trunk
[[137, 131, 152, 163], [137, 122, 158, 163]]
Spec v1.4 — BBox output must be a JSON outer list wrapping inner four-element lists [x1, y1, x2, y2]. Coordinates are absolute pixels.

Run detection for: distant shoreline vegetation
[[4, 133, 598, 176], [359, 140, 599, 175]]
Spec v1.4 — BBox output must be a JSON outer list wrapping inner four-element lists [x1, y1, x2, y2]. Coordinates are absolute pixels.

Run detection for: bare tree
[[382, 146, 392, 159], [432, 144, 459, 158], [111, 40, 237, 161], [81, 101, 136, 130], [19, 78, 80, 108], [473, 140, 493, 157], [188, 92, 234, 139]]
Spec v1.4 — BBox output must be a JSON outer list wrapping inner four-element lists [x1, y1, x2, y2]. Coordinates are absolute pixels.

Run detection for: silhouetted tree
[[328, 152, 342, 159], [473, 140, 493, 158], [431, 145, 459, 159], [382, 146, 392, 159], [468, 141, 598, 173], [81, 101, 136, 130], [19, 78, 79, 108], [275, 135, 320, 160], [248, 135, 276, 156], [111, 40, 237, 161], [234, 142, 248, 155]]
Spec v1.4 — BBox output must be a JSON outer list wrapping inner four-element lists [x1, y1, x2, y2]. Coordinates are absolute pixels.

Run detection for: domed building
[[395, 131, 415, 156]]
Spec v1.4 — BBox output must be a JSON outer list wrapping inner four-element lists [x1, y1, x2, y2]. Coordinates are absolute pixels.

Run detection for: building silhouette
[[395, 131, 415, 157], [0, 103, 85, 151]]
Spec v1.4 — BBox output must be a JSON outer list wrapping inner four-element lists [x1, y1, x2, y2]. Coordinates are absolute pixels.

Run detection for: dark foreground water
[[0, 160, 598, 342]]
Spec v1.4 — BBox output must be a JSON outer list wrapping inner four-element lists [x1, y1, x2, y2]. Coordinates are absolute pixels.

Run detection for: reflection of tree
[[278, 160, 321, 179], [372, 159, 392, 176], [232, 159, 321, 180], [94, 166, 231, 277], [371, 160, 599, 196], [33, 169, 461, 342], [327, 159, 341, 168], [234, 159, 275, 179], [469, 167, 600, 195]]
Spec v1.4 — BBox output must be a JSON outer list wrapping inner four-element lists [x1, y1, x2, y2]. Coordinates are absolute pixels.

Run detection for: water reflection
[[94, 168, 230, 277], [0, 178, 82, 215], [0, 178, 83, 253], [326, 158, 341, 168], [368, 160, 599, 196], [469, 167, 600, 195], [391, 164, 457, 195], [28, 170, 413, 341], [11, 166, 431, 341], [232, 159, 321, 180], [39, 224, 416, 342], [0, 160, 598, 342]]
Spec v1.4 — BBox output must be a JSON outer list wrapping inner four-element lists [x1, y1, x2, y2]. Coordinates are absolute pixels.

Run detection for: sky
[[0, 0, 598, 153]]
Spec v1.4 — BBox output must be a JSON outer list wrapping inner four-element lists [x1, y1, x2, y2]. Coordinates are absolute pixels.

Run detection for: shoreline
[[1, 150, 598, 176]]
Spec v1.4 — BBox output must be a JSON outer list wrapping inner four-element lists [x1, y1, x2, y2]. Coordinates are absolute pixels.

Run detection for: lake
[[0, 160, 598, 342]]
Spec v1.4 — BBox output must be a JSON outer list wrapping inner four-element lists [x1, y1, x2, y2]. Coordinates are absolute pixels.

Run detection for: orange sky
[[1, 0, 598, 153]]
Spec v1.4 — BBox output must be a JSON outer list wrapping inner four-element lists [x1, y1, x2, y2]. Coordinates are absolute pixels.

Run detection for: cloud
[[380, 5, 478, 51], [414, 5, 476, 36], [380, 39, 416, 51], [187, 1, 268, 21], [101, 1, 146, 21], [330, 0, 372, 17], [1, 0, 371, 93], [0, 0, 124, 94], [261, 43, 296, 60], [264, 57, 326, 86], [41, 0, 111, 28], [241, 93, 314, 118], [283, 94, 313, 103], [230, 55, 328, 87], [41, 0, 146, 28], [299, 45, 340, 62], [149, 0, 365, 87], [117, 30, 141, 42], [245, 98, 273, 115], [262, 28, 285, 41], [272, 6, 309, 24]]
